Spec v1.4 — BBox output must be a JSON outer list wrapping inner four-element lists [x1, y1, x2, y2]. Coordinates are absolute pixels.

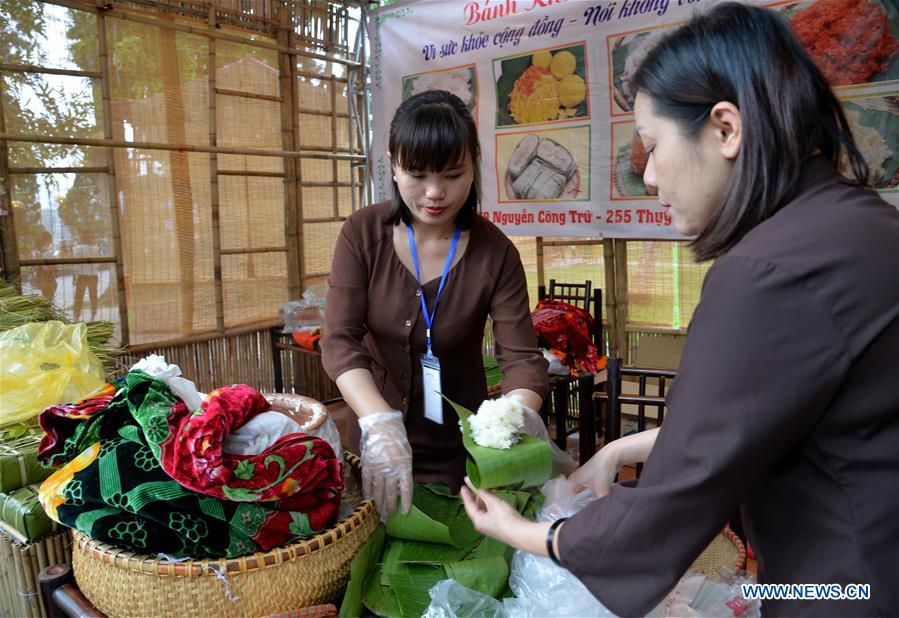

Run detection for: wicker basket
[[689, 527, 746, 579], [71, 452, 377, 618]]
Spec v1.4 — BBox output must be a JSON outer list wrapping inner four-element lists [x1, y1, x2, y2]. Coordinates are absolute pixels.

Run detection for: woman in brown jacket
[[461, 4, 899, 615], [321, 90, 552, 520]]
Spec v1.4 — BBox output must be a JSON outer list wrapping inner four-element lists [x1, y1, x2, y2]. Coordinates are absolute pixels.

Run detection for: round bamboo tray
[[71, 452, 377, 618], [689, 527, 746, 579]]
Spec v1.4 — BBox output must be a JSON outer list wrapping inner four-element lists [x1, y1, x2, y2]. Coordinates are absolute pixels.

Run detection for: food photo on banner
[[369, 0, 899, 239]]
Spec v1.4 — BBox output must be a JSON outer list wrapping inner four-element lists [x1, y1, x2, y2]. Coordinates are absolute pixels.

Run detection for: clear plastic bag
[[660, 569, 760, 618], [503, 477, 615, 617], [0, 321, 106, 426], [424, 579, 504, 618], [280, 283, 328, 333]]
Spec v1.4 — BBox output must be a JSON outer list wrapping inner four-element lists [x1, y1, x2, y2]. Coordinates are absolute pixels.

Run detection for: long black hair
[[386, 90, 481, 229], [633, 2, 868, 261]]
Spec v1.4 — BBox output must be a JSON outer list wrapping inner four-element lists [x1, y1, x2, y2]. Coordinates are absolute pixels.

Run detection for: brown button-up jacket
[[321, 201, 548, 488], [559, 158, 899, 616]]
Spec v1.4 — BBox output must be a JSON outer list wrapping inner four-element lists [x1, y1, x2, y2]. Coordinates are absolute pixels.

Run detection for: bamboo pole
[[297, 106, 349, 119], [220, 246, 286, 255], [300, 216, 346, 224], [536, 237, 545, 290], [0, 74, 21, 288], [302, 180, 353, 188], [43, 0, 363, 68], [7, 166, 108, 174], [0, 63, 101, 78], [296, 69, 348, 83], [31, 542, 48, 618], [20, 255, 116, 267], [209, 0, 225, 334], [0, 133, 366, 161], [614, 239, 630, 365], [98, 13, 132, 346], [279, 4, 302, 303], [330, 74, 339, 221], [46, 532, 58, 566], [127, 318, 281, 353], [215, 87, 283, 103], [603, 239, 619, 358], [218, 169, 285, 178], [540, 239, 603, 247], [0, 536, 13, 615], [290, 19, 307, 294]]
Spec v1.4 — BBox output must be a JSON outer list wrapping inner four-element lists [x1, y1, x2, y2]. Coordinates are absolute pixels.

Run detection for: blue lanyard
[[406, 225, 461, 355]]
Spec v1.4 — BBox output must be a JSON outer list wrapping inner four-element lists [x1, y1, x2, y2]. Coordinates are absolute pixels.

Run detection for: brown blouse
[[321, 201, 549, 489], [558, 158, 899, 616]]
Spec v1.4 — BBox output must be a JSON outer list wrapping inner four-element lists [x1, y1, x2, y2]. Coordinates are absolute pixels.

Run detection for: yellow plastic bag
[[0, 321, 106, 427]]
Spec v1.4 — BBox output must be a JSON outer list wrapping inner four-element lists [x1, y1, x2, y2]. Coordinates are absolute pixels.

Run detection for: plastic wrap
[[280, 283, 328, 333], [0, 321, 106, 426], [424, 580, 504, 618]]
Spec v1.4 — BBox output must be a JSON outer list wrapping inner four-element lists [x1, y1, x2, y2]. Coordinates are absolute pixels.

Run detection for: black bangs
[[391, 103, 471, 173], [385, 90, 482, 229]]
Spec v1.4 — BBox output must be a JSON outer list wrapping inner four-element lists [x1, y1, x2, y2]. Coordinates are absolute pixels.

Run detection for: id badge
[[420, 352, 443, 425]]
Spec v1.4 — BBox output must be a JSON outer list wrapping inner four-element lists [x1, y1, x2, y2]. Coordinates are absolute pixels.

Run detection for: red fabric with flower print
[[157, 384, 343, 528], [531, 299, 605, 376]]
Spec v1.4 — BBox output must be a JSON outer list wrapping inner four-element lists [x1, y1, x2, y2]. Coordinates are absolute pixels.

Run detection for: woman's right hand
[[569, 427, 661, 497], [358, 410, 414, 521], [569, 442, 621, 498]]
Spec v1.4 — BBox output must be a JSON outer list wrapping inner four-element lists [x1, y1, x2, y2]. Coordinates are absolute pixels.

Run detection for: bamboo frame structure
[[98, 12, 132, 345], [208, 0, 226, 333], [0, 133, 365, 161], [0, 77, 20, 286]]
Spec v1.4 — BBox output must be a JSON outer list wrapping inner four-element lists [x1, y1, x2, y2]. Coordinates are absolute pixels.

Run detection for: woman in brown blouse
[[321, 90, 549, 520], [461, 4, 899, 616]]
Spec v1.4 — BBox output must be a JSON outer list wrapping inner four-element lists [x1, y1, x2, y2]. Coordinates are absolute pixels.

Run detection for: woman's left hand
[[460, 477, 551, 556]]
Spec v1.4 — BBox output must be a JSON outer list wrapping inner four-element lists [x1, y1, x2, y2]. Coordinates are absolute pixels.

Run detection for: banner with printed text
[[369, 0, 899, 237]]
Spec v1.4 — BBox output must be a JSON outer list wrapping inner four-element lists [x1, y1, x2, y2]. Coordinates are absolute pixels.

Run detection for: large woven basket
[[71, 452, 377, 618], [688, 527, 746, 579]]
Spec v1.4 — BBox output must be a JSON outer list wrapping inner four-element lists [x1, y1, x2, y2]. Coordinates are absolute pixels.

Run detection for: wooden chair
[[592, 357, 748, 542], [535, 280, 605, 464], [594, 356, 675, 475]]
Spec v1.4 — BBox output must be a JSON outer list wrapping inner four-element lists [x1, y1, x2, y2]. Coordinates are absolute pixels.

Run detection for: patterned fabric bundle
[[37, 371, 344, 558], [531, 299, 605, 376]]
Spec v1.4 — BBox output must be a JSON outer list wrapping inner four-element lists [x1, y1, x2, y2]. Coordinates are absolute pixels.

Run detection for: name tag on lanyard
[[407, 225, 462, 426], [420, 351, 443, 424]]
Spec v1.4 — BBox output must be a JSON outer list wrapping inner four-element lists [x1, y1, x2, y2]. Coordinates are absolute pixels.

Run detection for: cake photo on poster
[[401, 64, 479, 112], [782, 0, 899, 88], [610, 119, 657, 200], [838, 95, 899, 191], [496, 126, 591, 202], [493, 42, 590, 128]]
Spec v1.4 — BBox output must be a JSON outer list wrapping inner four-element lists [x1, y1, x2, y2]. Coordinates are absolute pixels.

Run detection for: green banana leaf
[[384, 563, 447, 618], [338, 525, 385, 618], [445, 397, 552, 490], [362, 561, 402, 618], [445, 556, 510, 598], [386, 483, 481, 548]]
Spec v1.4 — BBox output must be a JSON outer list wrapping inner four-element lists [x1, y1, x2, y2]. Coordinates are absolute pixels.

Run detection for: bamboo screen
[[1, 0, 367, 346]]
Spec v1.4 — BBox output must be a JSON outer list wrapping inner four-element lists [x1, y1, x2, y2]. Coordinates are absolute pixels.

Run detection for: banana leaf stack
[[340, 398, 552, 617]]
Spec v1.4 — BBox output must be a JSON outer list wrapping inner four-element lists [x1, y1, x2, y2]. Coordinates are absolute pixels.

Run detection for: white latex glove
[[358, 410, 414, 521], [507, 394, 579, 477]]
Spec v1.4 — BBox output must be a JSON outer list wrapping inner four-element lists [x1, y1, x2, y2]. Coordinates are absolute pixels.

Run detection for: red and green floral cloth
[[37, 371, 344, 558]]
